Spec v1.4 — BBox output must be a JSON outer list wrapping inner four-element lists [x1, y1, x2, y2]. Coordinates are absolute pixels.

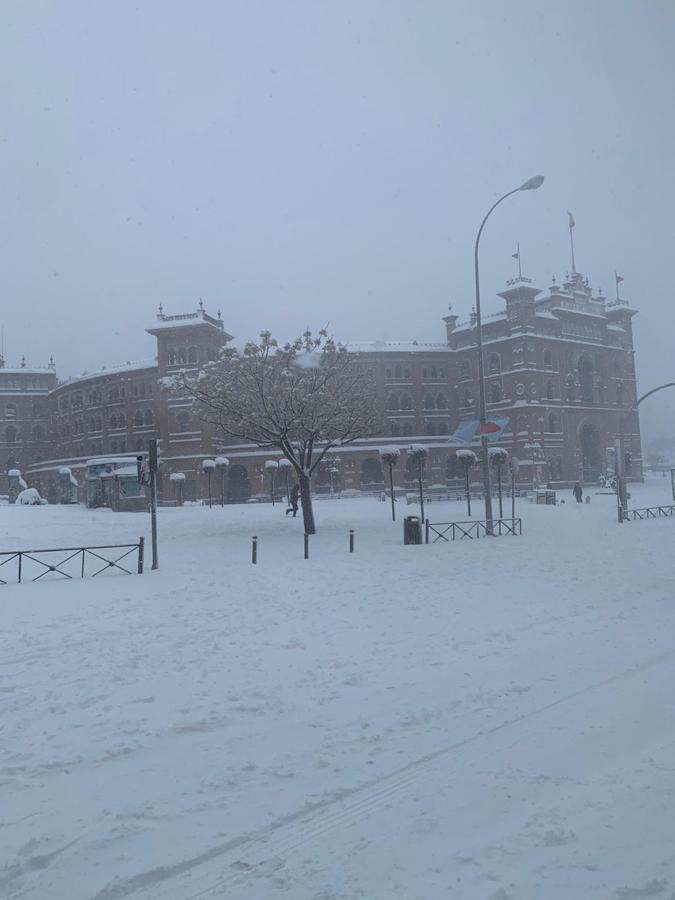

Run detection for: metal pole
[[497, 464, 503, 519], [304, 532, 309, 559], [418, 463, 425, 526], [389, 463, 396, 521], [148, 438, 159, 571], [465, 465, 471, 517], [220, 471, 225, 507], [207, 470, 212, 509], [349, 529, 354, 553], [252, 535, 257, 564], [270, 471, 275, 506], [138, 536, 145, 574], [511, 466, 516, 527]]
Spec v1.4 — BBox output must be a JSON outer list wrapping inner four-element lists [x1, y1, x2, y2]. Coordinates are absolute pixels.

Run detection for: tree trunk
[[389, 464, 396, 521], [299, 471, 316, 535]]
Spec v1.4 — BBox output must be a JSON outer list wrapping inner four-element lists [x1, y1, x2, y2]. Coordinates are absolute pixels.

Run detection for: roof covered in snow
[[57, 359, 157, 388], [347, 340, 448, 353]]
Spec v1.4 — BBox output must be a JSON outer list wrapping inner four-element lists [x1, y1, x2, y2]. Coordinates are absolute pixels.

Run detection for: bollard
[[425, 520, 430, 544], [252, 535, 258, 565], [304, 533, 309, 559], [138, 536, 145, 574], [349, 528, 354, 553]]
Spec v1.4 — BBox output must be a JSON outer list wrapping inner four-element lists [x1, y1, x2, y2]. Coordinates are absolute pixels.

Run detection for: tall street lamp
[[474, 175, 544, 531]]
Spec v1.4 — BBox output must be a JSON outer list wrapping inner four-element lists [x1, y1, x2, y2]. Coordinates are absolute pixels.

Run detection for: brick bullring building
[[1, 268, 642, 504]]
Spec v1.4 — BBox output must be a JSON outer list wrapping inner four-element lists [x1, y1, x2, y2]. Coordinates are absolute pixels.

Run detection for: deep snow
[[1, 480, 675, 900]]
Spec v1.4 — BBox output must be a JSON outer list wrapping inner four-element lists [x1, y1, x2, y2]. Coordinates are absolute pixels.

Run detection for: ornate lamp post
[[265, 460, 279, 506], [457, 449, 477, 517], [202, 459, 216, 508], [474, 175, 544, 531], [379, 447, 401, 521], [215, 456, 229, 506], [489, 447, 508, 518]]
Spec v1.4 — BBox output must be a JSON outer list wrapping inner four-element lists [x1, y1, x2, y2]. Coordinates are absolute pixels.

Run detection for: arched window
[[578, 355, 594, 403], [143, 409, 153, 426], [5, 425, 17, 443], [178, 348, 188, 365], [543, 349, 553, 369], [546, 381, 555, 400], [133, 385, 139, 398], [140, 383, 146, 398], [431, 366, 438, 379], [32, 403, 42, 418], [402, 422, 413, 436], [6, 403, 16, 419], [488, 354, 500, 374], [111, 439, 118, 453], [113, 386, 119, 401], [426, 422, 436, 436], [134, 410, 143, 427], [385, 367, 392, 379], [401, 394, 412, 410], [459, 360, 470, 380], [394, 365, 402, 379], [135, 438, 144, 451], [387, 394, 399, 411], [32, 425, 44, 441], [437, 421, 449, 435], [548, 413, 558, 432], [404, 367, 411, 379], [109, 414, 118, 429], [118, 412, 126, 428], [188, 347, 197, 364], [421, 367, 428, 379], [168, 349, 176, 366], [436, 394, 447, 409], [439, 367, 445, 379], [96, 416, 102, 431], [616, 383, 624, 405], [177, 411, 190, 432], [424, 394, 435, 410], [613, 359, 621, 376], [490, 384, 503, 403], [89, 417, 96, 432], [389, 422, 400, 436]]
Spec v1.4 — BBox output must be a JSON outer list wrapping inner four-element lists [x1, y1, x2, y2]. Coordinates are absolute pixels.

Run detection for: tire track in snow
[[90, 645, 675, 900]]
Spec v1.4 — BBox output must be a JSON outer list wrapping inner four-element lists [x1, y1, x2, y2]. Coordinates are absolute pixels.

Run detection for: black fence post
[[252, 535, 258, 565], [138, 536, 145, 574], [349, 529, 354, 553], [425, 519, 430, 544], [304, 533, 309, 559]]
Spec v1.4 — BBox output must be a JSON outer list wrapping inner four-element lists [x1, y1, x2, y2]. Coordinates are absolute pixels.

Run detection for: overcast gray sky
[[1, 0, 674, 441]]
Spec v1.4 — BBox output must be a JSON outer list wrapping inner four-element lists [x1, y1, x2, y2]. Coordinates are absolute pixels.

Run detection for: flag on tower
[[511, 250, 519, 259], [615, 274, 624, 284], [568, 211, 575, 228]]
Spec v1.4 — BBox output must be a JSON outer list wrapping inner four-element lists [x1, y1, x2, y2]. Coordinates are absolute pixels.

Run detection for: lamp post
[[215, 456, 229, 506], [202, 459, 216, 508], [474, 175, 544, 531], [265, 460, 279, 506]]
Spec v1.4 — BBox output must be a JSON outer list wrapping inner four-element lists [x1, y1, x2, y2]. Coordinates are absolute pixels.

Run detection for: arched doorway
[[579, 421, 601, 482], [227, 464, 252, 503], [360, 457, 384, 489]]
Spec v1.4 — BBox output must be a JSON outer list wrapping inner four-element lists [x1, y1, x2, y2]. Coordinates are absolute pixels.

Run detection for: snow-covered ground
[[2, 479, 675, 900]]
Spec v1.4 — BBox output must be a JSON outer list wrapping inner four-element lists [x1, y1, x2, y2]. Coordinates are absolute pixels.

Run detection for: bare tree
[[173, 329, 379, 534]]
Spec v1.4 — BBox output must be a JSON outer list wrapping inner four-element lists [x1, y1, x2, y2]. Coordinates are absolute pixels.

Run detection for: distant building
[[3, 268, 641, 503]]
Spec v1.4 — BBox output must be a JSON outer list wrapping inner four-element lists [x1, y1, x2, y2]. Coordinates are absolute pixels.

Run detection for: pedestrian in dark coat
[[573, 483, 583, 503], [286, 483, 300, 517]]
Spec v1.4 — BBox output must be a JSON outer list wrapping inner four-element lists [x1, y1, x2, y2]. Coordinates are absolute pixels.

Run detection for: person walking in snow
[[573, 483, 583, 503], [286, 482, 300, 517]]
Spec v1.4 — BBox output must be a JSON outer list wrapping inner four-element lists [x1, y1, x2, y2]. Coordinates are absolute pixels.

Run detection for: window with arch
[[168, 349, 177, 366], [548, 413, 558, 432], [96, 416, 102, 431], [385, 367, 392, 379], [436, 394, 447, 409], [177, 348, 187, 365], [613, 359, 621, 376], [111, 439, 118, 453], [488, 354, 501, 374], [616, 383, 624, 405], [177, 411, 190, 432], [404, 367, 411, 379], [135, 438, 144, 451], [387, 394, 400, 411], [139, 383, 146, 398], [421, 367, 428, 379], [426, 422, 436, 435], [89, 417, 96, 432], [6, 403, 16, 419], [459, 360, 470, 380], [439, 367, 446, 379], [402, 422, 413, 436], [134, 410, 143, 427], [143, 409, 154, 427], [109, 414, 118, 430], [424, 394, 435, 410], [5, 425, 17, 443], [401, 394, 412, 410], [188, 347, 198, 364], [546, 381, 555, 400], [32, 403, 42, 418], [543, 349, 553, 369], [437, 421, 449, 435], [394, 365, 402, 379], [119, 412, 126, 428], [489, 384, 503, 403], [389, 422, 400, 437], [430, 366, 438, 379]]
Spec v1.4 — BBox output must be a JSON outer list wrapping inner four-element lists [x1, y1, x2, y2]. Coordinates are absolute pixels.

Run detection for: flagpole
[[569, 222, 576, 273], [517, 242, 522, 279], [615, 270, 620, 303]]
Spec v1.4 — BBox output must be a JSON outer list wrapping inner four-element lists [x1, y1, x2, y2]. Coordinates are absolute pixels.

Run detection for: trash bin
[[403, 515, 422, 545]]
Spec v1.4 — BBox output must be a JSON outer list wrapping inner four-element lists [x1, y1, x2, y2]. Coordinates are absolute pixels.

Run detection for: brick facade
[[2, 274, 641, 503]]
